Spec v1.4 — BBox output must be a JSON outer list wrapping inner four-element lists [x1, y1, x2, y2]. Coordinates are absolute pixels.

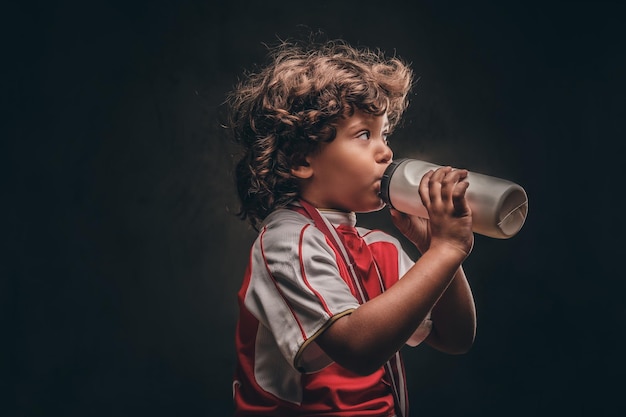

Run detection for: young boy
[[226, 39, 477, 417]]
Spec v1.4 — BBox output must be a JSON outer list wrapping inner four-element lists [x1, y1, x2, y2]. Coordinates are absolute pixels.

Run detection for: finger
[[440, 169, 468, 202], [428, 166, 452, 205], [418, 170, 434, 209], [390, 208, 417, 238], [452, 180, 471, 216], [430, 166, 452, 184], [389, 208, 406, 223]]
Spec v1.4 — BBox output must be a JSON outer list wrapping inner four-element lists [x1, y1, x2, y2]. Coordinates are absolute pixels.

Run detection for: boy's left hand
[[390, 209, 431, 254]]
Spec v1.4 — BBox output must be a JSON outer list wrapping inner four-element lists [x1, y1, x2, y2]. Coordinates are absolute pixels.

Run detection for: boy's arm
[[316, 166, 475, 375], [389, 167, 476, 353], [316, 242, 467, 375], [424, 265, 476, 354]]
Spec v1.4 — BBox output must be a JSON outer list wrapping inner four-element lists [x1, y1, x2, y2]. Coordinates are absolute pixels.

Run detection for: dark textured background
[[4, 1, 625, 416]]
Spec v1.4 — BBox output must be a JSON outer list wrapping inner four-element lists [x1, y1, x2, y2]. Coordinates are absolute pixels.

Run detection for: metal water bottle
[[381, 158, 528, 239]]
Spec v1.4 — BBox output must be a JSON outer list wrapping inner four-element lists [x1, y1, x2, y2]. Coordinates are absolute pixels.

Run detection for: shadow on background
[[3, 1, 625, 416]]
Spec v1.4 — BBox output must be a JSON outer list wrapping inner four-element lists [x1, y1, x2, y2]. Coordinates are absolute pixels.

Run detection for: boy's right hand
[[392, 166, 473, 258]]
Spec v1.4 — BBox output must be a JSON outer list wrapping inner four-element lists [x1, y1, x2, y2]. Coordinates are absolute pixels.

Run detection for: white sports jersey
[[233, 207, 423, 416]]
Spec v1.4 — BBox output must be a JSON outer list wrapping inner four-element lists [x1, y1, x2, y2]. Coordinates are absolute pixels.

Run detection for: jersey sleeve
[[243, 216, 360, 373], [398, 245, 415, 277]]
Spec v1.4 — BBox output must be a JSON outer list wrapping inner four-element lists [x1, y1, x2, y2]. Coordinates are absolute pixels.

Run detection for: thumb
[[389, 208, 409, 230]]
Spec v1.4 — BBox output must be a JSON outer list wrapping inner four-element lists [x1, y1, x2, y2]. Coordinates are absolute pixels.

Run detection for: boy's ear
[[291, 161, 313, 179]]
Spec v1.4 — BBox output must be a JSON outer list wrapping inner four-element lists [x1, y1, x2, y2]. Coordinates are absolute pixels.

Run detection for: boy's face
[[294, 109, 393, 213]]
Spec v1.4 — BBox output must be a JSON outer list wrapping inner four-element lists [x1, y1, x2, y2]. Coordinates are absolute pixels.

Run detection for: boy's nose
[[378, 143, 393, 164]]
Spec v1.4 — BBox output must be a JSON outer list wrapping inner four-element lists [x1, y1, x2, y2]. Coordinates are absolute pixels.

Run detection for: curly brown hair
[[225, 39, 414, 228]]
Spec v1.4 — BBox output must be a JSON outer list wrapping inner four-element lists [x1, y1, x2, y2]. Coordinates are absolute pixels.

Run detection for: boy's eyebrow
[[344, 118, 390, 132]]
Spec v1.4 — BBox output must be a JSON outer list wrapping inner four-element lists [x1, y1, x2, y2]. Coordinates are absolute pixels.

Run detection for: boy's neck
[[317, 208, 357, 227]]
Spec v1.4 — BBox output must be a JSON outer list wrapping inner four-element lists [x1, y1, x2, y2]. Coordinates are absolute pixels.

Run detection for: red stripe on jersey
[[259, 227, 307, 341], [299, 224, 333, 317]]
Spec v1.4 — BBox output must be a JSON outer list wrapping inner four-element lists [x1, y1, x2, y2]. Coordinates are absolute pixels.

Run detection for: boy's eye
[[357, 131, 370, 140], [356, 130, 390, 144]]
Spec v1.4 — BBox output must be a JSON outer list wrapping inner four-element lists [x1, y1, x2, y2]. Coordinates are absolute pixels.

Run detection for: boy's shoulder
[[256, 208, 330, 255], [258, 208, 408, 262], [262, 207, 313, 230], [261, 207, 403, 248], [259, 208, 317, 242]]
